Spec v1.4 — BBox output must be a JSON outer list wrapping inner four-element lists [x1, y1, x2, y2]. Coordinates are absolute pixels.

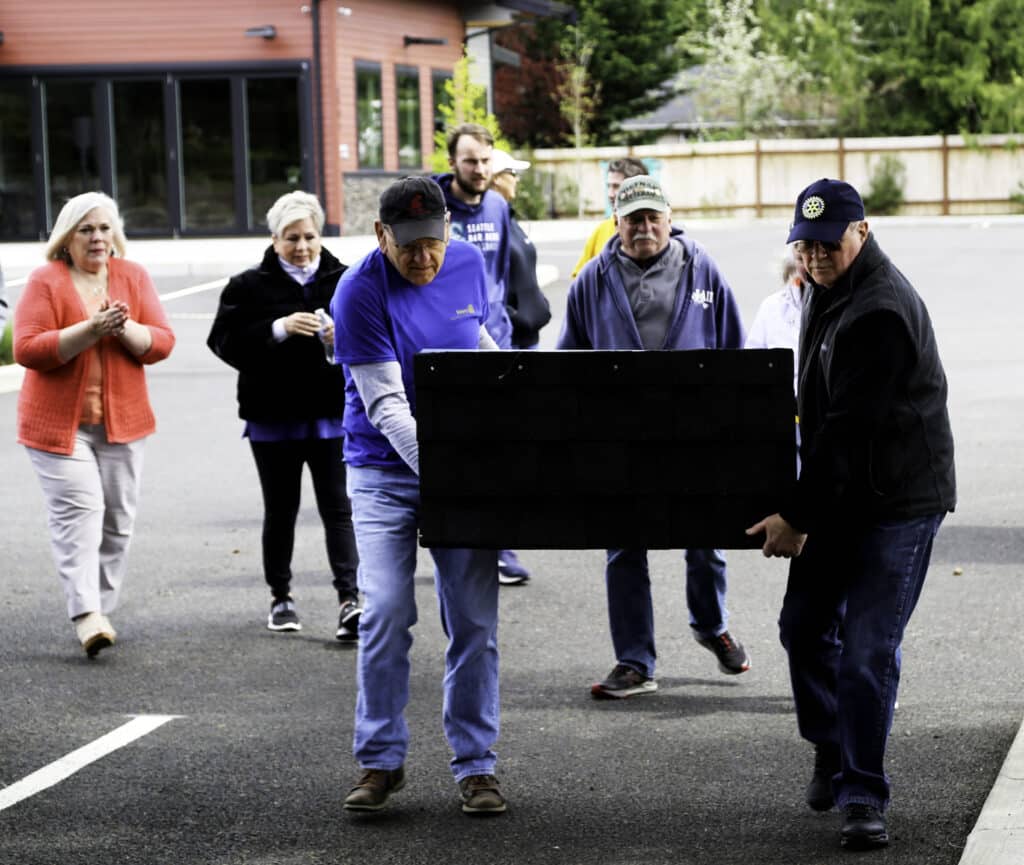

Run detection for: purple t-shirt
[[331, 239, 489, 469]]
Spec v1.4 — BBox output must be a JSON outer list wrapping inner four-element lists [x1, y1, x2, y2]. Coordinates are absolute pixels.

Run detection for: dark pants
[[778, 513, 944, 810], [249, 437, 358, 604], [605, 547, 729, 677]]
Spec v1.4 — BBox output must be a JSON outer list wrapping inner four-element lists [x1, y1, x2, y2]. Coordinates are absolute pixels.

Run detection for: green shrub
[[862, 155, 906, 215], [515, 164, 552, 220], [1011, 179, 1024, 211], [0, 319, 13, 365]]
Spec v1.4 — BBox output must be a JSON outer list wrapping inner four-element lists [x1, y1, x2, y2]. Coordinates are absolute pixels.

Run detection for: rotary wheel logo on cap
[[802, 195, 826, 219]]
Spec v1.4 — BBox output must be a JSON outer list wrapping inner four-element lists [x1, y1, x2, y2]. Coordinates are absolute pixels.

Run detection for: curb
[[959, 715, 1024, 864]]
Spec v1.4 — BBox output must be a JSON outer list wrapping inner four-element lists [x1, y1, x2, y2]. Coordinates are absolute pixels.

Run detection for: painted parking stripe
[[158, 277, 227, 302], [0, 714, 181, 812]]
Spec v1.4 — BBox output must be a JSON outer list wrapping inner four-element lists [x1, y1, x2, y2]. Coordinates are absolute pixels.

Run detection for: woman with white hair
[[207, 191, 362, 639], [14, 191, 175, 657]]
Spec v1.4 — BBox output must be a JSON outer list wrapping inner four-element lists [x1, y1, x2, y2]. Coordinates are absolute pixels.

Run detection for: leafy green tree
[[757, 0, 869, 135], [494, 0, 692, 146], [763, 0, 1024, 136], [557, 29, 601, 214], [681, 0, 807, 138], [854, 0, 1024, 135], [430, 55, 512, 172]]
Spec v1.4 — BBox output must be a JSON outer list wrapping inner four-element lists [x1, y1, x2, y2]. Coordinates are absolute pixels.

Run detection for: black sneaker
[[696, 630, 750, 674], [343, 767, 405, 811], [590, 663, 658, 699], [841, 803, 889, 849], [336, 599, 362, 642], [267, 600, 301, 632], [806, 743, 840, 811], [459, 774, 507, 814]]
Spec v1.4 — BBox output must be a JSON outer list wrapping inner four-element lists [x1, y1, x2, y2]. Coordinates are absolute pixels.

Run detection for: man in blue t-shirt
[[433, 123, 531, 585], [331, 175, 508, 816]]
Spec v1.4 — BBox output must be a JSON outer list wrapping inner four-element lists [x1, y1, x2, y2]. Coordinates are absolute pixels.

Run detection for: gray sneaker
[[590, 663, 658, 699], [459, 774, 507, 814], [343, 767, 405, 811], [267, 600, 301, 632]]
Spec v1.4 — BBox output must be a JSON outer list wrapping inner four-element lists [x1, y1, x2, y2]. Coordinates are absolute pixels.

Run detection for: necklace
[[71, 266, 107, 298]]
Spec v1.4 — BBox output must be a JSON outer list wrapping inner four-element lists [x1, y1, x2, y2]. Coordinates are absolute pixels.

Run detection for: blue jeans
[[605, 548, 729, 678], [347, 465, 500, 782], [778, 513, 944, 810]]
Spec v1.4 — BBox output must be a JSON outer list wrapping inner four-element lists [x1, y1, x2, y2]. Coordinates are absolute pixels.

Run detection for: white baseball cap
[[491, 149, 531, 175]]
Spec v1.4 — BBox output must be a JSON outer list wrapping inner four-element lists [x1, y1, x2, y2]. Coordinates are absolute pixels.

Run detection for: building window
[[0, 79, 35, 237], [396, 66, 421, 169], [432, 69, 452, 138], [46, 80, 101, 221], [113, 80, 169, 231], [179, 78, 235, 230], [356, 62, 383, 169], [248, 77, 302, 228]]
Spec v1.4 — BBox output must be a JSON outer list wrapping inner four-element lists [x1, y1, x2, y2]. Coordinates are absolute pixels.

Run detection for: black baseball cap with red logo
[[379, 176, 448, 245]]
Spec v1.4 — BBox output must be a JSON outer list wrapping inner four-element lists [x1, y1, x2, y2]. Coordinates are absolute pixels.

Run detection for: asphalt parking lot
[[1, 216, 1022, 864]]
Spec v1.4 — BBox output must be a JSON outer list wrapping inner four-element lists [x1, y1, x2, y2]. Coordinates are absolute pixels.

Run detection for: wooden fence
[[531, 134, 1024, 219]]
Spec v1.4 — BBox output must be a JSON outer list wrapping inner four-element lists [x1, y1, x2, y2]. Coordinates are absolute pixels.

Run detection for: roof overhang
[[459, 0, 575, 28]]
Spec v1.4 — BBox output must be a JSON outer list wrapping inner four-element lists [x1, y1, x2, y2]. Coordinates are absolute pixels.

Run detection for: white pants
[[27, 425, 146, 619]]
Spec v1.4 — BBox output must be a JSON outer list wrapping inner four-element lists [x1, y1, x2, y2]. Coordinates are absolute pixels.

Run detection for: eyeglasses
[[385, 228, 446, 256], [792, 238, 842, 256]]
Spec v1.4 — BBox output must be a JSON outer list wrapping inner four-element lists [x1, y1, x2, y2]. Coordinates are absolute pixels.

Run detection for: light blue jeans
[[347, 465, 500, 781]]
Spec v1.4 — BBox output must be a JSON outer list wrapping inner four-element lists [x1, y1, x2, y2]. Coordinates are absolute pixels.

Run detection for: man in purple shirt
[[332, 176, 508, 816]]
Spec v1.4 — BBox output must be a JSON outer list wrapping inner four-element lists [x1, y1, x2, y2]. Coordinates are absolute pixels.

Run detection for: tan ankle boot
[[74, 612, 115, 657]]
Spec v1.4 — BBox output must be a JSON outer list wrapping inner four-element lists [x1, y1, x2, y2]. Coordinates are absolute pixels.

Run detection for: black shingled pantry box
[[415, 349, 796, 550]]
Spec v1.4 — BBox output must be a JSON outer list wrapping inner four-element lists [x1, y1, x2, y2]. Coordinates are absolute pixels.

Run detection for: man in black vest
[[747, 178, 956, 852]]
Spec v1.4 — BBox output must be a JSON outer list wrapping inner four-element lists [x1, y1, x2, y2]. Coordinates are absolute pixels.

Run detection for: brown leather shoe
[[343, 767, 405, 811], [459, 774, 507, 814]]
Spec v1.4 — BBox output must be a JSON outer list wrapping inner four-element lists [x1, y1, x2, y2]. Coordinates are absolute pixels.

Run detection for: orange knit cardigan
[[14, 258, 175, 455]]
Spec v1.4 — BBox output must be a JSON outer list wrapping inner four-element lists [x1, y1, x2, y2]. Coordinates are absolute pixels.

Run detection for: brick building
[[0, 1, 568, 239]]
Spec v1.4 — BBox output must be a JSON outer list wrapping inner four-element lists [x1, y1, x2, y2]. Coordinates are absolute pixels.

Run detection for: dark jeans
[[778, 512, 944, 810], [249, 437, 359, 604], [605, 547, 729, 678]]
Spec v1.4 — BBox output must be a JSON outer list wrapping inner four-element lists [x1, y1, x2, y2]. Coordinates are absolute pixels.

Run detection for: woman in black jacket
[[207, 191, 361, 639]]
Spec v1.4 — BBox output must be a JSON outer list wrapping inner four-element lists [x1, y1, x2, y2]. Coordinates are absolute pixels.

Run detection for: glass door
[[247, 77, 303, 230], [179, 78, 235, 230], [0, 80, 35, 238], [45, 80, 101, 220], [113, 80, 170, 232]]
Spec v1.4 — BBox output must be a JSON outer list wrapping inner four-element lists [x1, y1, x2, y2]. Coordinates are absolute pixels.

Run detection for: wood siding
[[0, 1, 315, 66], [0, 0, 465, 232], [326, 1, 463, 226]]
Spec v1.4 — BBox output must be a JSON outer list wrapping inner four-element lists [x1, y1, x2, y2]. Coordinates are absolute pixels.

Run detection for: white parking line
[[158, 277, 227, 302], [0, 714, 182, 812]]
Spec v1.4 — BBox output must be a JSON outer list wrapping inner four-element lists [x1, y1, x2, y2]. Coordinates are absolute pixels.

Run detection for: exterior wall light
[[245, 26, 277, 39], [403, 36, 447, 46]]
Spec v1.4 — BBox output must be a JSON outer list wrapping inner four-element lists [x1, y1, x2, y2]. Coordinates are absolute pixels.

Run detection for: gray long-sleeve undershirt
[[348, 325, 498, 476]]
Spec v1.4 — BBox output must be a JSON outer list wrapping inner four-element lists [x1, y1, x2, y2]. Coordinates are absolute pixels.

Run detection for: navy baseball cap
[[787, 178, 865, 244], [379, 176, 448, 245]]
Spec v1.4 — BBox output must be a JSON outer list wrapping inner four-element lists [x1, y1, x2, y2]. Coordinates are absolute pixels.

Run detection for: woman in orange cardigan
[[14, 191, 175, 657]]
